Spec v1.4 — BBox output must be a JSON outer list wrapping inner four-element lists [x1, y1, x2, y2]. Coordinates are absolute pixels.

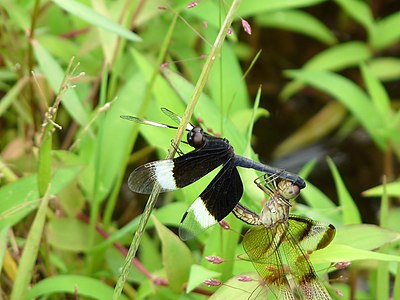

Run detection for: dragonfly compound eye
[[279, 180, 301, 200], [188, 127, 205, 148]]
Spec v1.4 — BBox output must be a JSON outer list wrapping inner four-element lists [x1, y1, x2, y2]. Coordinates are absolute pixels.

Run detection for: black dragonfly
[[233, 174, 335, 299], [121, 108, 306, 240]]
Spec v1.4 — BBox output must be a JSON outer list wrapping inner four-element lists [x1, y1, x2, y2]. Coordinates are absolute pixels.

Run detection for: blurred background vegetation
[[0, 0, 400, 299]]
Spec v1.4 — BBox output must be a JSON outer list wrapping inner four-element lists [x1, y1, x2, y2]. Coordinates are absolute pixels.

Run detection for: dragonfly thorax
[[259, 195, 290, 228]]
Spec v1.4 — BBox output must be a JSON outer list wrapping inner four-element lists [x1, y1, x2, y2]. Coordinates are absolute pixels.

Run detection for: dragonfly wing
[[243, 225, 295, 300], [128, 141, 231, 194], [288, 216, 336, 252], [282, 220, 333, 300], [179, 161, 243, 240], [160, 107, 194, 130]]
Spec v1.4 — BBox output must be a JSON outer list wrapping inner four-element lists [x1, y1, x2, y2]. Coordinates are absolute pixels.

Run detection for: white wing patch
[[179, 198, 218, 240], [153, 160, 177, 191]]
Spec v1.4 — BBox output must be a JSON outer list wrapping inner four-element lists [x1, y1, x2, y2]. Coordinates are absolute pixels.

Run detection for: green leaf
[[210, 273, 260, 299], [153, 216, 195, 293], [33, 41, 89, 127], [256, 10, 337, 45], [372, 10, 400, 50], [333, 224, 400, 250], [305, 42, 371, 71], [52, 0, 141, 42], [26, 275, 128, 300], [327, 157, 361, 224], [46, 218, 92, 252], [368, 57, 400, 81], [281, 42, 371, 99], [363, 181, 400, 197], [360, 64, 392, 124], [186, 264, 221, 293], [0, 166, 81, 229], [285, 70, 386, 149], [312, 244, 400, 263], [334, 0, 374, 36]]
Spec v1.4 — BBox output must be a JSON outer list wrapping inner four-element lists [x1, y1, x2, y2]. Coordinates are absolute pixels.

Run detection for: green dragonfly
[[233, 174, 336, 300]]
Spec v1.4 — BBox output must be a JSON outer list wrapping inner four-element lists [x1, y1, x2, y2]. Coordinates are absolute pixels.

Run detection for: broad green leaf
[[333, 224, 400, 250], [46, 218, 92, 252], [360, 64, 392, 124], [334, 0, 374, 36], [238, 0, 327, 17], [26, 275, 128, 300], [153, 217, 194, 292], [304, 42, 371, 71], [327, 157, 361, 224], [368, 57, 400, 81], [0, 167, 81, 229], [210, 273, 260, 299], [371, 10, 400, 50], [285, 70, 386, 149], [33, 41, 89, 127], [256, 10, 337, 45], [186, 264, 221, 293], [140, 232, 162, 272], [312, 244, 400, 263], [52, 0, 141, 42], [363, 181, 400, 197], [281, 42, 371, 99]]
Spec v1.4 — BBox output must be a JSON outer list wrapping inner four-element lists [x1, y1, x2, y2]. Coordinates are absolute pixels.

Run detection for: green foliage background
[[0, 0, 399, 299]]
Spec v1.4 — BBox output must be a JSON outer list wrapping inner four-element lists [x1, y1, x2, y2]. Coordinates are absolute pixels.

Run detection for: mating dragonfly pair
[[122, 109, 335, 299]]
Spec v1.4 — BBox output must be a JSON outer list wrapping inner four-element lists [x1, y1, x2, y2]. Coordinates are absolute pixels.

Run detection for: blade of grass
[[112, 0, 242, 298], [52, 0, 141, 42], [327, 157, 361, 224], [10, 190, 51, 300]]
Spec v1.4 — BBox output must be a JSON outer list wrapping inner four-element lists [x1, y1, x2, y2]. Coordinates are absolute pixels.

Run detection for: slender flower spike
[[205, 256, 224, 264], [219, 220, 230, 230], [335, 289, 344, 297], [187, 2, 198, 8], [335, 261, 351, 269], [242, 19, 251, 35], [237, 275, 252, 282], [203, 279, 221, 287]]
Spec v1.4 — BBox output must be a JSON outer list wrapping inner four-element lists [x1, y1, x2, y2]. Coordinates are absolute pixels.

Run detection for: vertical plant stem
[[112, 0, 242, 298]]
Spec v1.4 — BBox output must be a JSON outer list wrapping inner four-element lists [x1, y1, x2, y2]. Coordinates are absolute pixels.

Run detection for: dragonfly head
[[187, 126, 205, 149], [278, 180, 301, 200]]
